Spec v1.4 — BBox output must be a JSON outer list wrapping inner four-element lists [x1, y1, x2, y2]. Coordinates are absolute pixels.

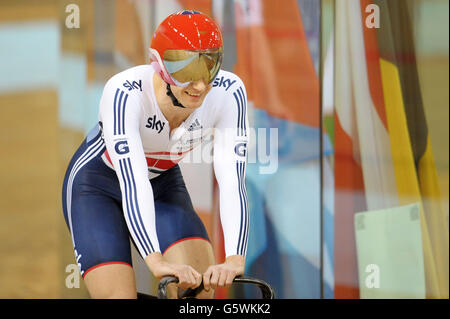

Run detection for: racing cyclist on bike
[[62, 10, 249, 299]]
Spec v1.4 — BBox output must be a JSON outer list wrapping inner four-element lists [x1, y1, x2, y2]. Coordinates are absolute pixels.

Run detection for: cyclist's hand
[[168, 263, 202, 290], [145, 253, 202, 290], [203, 255, 245, 292]]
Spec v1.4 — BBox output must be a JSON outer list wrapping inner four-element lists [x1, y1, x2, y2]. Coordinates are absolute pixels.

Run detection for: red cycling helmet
[[149, 10, 223, 87]]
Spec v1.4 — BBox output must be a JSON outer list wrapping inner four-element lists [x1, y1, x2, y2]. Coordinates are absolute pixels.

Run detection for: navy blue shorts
[[61, 128, 210, 278]]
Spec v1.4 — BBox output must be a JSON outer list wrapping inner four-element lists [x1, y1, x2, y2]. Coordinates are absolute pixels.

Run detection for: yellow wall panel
[[0, 90, 59, 298]]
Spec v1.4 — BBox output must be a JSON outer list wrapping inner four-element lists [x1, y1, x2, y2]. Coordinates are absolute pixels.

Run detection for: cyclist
[[62, 10, 249, 299]]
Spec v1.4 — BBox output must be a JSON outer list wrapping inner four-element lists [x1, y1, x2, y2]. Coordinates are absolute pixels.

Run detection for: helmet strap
[[166, 83, 185, 109]]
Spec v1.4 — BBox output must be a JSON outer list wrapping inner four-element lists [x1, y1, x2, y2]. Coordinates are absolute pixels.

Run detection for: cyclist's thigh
[[152, 165, 212, 263], [152, 165, 215, 298], [70, 190, 136, 298], [62, 146, 136, 298]]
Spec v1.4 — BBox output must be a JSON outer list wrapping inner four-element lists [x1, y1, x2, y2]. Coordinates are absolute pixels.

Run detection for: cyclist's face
[[170, 79, 211, 109]]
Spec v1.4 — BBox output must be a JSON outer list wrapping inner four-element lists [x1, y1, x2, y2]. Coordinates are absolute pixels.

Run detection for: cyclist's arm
[[100, 81, 201, 288], [212, 81, 249, 261], [204, 80, 249, 290], [99, 82, 161, 259]]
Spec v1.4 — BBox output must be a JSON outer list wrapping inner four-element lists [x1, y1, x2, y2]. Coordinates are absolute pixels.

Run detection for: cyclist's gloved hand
[[203, 255, 245, 292]]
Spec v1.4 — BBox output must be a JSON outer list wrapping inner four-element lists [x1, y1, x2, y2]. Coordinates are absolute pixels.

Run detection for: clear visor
[[162, 48, 223, 86]]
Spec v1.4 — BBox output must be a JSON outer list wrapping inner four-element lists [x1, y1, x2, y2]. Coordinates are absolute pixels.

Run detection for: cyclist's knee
[[87, 284, 137, 299], [83, 263, 137, 299], [95, 290, 137, 299]]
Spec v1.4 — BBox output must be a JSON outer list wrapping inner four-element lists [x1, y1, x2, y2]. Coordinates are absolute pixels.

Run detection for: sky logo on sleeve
[[123, 80, 142, 91], [213, 76, 236, 91]]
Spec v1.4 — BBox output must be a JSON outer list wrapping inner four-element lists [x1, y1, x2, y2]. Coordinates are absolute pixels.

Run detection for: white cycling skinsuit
[[98, 65, 249, 260]]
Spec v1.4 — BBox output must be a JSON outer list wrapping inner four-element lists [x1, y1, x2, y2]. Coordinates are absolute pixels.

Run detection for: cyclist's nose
[[190, 79, 208, 92]]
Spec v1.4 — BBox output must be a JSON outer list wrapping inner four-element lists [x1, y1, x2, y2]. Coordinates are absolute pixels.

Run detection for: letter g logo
[[115, 140, 129, 155], [234, 142, 247, 157]]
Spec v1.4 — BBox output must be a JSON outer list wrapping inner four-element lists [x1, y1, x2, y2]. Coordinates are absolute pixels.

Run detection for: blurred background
[[0, 0, 447, 299]]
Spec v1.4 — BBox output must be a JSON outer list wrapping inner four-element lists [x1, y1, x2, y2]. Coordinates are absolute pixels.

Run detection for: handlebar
[[157, 275, 275, 299]]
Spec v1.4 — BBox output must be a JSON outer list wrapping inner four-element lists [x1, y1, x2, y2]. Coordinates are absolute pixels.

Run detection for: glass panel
[[333, 0, 448, 299], [214, 0, 323, 298], [321, 0, 335, 299]]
